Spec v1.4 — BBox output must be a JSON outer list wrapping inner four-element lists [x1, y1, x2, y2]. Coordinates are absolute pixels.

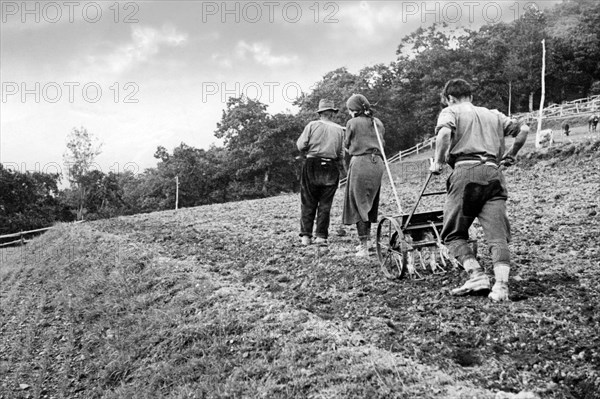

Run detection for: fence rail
[[388, 137, 435, 164], [514, 95, 600, 124], [339, 137, 435, 187], [0, 221, 84, 247]]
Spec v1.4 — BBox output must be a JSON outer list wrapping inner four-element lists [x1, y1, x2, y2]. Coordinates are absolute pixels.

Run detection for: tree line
[[2, 0, 598, 235]]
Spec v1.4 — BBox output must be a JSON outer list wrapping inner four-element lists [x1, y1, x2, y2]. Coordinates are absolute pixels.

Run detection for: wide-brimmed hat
[[317, 99, 338, 113]]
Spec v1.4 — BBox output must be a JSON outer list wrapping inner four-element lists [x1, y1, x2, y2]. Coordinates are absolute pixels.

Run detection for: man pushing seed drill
[[429, 79, 529, 302]]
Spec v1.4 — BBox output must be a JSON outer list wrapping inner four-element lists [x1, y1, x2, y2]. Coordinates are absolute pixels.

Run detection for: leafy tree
[[295, 67, 361, 125], [295, 66, 408, 153], [56, 0, 600, 220], [154, 143, 223, 207], [118, 168, 172, 213], [0, 164, 68, 235], [392, 24, 477, 141], [215, 96, 302, 197], [114, 143, 237, 213], [546, 0, 600, 100], [98, 172, 126, 217], [261, 113, 305, 193], [203, 146, 234, 202], [63, 127, 102, 220], [66, 170, 127, 220], [511, 5, 548, 111]]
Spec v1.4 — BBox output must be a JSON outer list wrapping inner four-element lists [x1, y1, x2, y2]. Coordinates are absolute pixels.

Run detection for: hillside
[[1, 138, 599, 398]]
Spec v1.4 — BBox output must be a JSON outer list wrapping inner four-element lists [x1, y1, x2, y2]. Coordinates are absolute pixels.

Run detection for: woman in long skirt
[[343, 94, 385, 257]]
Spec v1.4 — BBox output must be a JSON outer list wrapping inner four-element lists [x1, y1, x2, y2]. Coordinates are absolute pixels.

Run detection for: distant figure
[[561, 121, 570, 137], [588, 114, 599, 132], [430, 78, 529, 302], [342, 94, 386, 257], [296, 99, 345, 246]]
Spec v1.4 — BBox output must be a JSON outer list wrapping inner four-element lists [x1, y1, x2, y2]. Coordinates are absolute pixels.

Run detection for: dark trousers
[[300, 158, 339, 239], [441, 164, 511, 265]]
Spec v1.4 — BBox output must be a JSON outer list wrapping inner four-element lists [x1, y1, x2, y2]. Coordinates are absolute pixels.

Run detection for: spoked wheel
[[376, 217, 407, 280]]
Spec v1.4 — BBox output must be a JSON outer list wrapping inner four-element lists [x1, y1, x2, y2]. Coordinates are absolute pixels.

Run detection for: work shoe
[[355, 239, 371, 257], [355, 244, 375, 253], [489, 282, 510, 302], [451, 271, 490, 296], [355, 247, 370, 257], [301, 236, 312, 246], [314, 237, 328, 246]]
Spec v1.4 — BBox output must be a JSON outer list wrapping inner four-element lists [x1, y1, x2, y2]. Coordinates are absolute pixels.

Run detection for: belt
[[454, 160, 498, 168], [355, 151, 382, 158], [306, 155, 335, 161]]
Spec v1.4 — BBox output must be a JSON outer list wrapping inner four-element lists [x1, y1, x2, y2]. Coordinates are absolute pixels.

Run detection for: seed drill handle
[[372, 120, 403, 216]]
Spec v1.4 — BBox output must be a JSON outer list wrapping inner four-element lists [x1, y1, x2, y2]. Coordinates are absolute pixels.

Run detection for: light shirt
[[297, 120, 344, 159], [435, 103, 515, 164]]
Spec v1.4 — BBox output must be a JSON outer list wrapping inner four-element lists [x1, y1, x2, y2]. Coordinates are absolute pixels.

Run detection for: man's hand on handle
[[500, 155, 516, 168], [429, 158, 444, 175]]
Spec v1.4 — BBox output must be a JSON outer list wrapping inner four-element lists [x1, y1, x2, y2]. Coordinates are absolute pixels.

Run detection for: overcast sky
[[1, 0, 559, 179]]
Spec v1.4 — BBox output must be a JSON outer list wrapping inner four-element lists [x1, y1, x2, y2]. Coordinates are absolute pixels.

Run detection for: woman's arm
[[344, 120, 353, 149]]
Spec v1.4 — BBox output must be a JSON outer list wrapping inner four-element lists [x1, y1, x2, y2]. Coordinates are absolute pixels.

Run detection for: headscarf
[[346, 94, 373, 117]]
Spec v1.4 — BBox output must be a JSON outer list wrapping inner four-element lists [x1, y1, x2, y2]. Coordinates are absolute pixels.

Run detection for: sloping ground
[[1, 139, 599, 398], [0, 220, 496, 398]]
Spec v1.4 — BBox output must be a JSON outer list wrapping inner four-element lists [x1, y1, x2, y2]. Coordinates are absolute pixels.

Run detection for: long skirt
[[342, 154, 385, 225]]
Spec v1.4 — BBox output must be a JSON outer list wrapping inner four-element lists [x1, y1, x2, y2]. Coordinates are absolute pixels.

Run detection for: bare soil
[[1, 135, 599, 398]]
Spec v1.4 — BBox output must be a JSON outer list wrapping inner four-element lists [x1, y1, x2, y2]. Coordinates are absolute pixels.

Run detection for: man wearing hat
[[296, 99, 345, 246]]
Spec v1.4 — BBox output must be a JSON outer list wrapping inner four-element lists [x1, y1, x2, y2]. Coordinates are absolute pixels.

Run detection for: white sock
[[494, 263, 510, 284], [463, 258, 483, 274]]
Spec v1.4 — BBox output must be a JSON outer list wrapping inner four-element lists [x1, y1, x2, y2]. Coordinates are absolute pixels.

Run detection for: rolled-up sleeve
[[435, 108, 456, 135], [503, 116, 524, 137], [297, 123, 312, 151]]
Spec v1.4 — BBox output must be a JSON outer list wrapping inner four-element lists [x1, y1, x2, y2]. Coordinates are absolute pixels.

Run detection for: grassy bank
[[1, 224, 494, 398]]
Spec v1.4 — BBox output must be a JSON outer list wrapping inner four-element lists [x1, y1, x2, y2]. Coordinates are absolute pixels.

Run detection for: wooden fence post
[[175, 176, 179, 210], [535, 39, 546, 149]]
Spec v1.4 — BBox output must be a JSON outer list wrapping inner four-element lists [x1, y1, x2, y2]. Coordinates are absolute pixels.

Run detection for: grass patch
[[0, 224, 494, 398]]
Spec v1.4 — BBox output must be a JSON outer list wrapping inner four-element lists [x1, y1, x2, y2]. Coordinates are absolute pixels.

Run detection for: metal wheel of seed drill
[[371, 123, 476, 280]]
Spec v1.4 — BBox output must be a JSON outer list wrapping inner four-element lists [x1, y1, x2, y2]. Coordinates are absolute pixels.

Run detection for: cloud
[[234, 41, 298, 67], [211, 53, 233, 69], [336, 1, 402, 38], [79, 25, 188, 76]]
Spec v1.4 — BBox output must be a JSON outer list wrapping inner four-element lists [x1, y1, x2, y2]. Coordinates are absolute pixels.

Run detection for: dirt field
[[1, 135, 599, 398]]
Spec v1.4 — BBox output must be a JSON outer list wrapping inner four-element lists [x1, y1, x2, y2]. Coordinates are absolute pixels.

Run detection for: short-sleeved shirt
[[345, 116, 385, 156], [296, 120, 344, 160], [435, 103, 518, 166]]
